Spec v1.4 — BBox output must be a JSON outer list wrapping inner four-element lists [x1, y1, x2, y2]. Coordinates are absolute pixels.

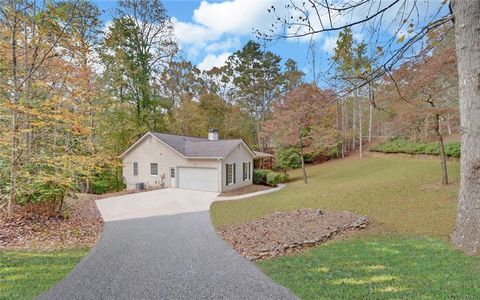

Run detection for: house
[[120, 130, 257, 193]]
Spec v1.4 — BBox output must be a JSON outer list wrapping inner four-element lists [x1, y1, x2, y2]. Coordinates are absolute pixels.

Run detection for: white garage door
[[177, 167, 218, 192]]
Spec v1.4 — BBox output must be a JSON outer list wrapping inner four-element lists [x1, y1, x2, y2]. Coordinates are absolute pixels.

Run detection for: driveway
[[38, 189, 297, 300], [95, 188, 219, 221]]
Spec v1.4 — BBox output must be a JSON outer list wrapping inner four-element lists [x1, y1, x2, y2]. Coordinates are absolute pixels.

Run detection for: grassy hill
[[211, 156, 460, 237]]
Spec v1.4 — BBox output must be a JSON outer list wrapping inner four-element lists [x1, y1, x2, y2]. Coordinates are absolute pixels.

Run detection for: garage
[[177, 167, 218, 192]]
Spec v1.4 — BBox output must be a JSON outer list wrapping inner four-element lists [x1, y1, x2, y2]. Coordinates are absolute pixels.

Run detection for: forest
[[0, 0, 477, 256]]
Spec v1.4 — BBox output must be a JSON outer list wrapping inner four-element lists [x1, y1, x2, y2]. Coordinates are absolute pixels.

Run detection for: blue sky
[[94, 0, 316, 75], [93, 0, 449, 83]]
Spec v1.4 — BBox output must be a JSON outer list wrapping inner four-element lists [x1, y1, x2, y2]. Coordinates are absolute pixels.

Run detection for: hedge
[[370, 138, 460, 158], [253, 169, 289, 187]]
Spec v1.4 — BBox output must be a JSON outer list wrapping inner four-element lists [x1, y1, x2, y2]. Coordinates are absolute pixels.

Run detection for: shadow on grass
[[0, 248, 88, 300], [258, 236, 480, 299]]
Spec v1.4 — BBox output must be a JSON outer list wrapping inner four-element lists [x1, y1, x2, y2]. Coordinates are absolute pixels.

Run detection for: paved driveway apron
[[38, 189, 297, 300]]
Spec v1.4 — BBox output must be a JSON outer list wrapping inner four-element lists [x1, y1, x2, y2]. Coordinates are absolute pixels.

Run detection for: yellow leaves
[[397, 35, 405, 44]]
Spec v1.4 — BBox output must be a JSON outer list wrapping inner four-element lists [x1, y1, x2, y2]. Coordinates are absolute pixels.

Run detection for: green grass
[[211, 156, 460, 237], [0, 248, 88, 300], [210, 156, 479, 299], [258, 235, 480, 299], [370, 138, 461, 158]]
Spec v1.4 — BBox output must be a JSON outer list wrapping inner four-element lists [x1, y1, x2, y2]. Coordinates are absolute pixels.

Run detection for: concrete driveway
[[38, 189, 297, 300], [95, 189, 219, 222]]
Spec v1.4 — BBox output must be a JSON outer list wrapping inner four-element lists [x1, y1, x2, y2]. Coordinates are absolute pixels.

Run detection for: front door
[[170, 167, 176, 187]]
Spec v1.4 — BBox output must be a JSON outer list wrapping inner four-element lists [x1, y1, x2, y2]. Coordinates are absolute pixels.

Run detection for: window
[[133, 162, 138, 176], [170, 168, 175, 178], [150, 163, 158, 175], [243, 162, 248, 181], [226, 164, 233, 185]]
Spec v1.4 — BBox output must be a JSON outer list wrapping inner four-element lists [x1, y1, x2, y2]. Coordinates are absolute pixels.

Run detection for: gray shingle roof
[[150, 132, 246, 158]]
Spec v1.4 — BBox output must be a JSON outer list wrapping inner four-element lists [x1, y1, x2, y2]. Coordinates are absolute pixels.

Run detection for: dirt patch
[[217, 209, 368, 261], [219, 184, 272, 197]]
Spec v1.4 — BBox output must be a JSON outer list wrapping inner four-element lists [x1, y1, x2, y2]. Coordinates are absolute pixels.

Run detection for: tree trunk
[[299, 142, 308, 184], [359, 97, 363, 159], [256, 114, 262, 150], [451, 0, 480, 256], [368, 81, 374, 142], [8, 6, 19, 219], [435, 114, 449, 185], [352, 97, 356, 150], [341, 99, 346, 158]]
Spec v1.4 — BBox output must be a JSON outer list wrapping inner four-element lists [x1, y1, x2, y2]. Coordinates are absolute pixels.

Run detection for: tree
[[451, 0, 480, 256], [226, 41, 283, 149], [168, 97, 208, 137], [0, 0, 110, 215], [333, 29, 371, 158], [99, 0, 177, 134], [384, 43, 458, 185], [263, 84, 336, 184], [158, 60, 205, 110], [282, 58, 304, 92]]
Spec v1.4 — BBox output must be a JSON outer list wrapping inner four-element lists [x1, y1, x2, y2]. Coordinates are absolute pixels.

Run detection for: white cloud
[[192, 0, 275, 35], [204, 37, 241, 53], [197, 52, 231, 71], [321, 35, 338, 54], [172, 17, 221, 46], [172, 0, 280, 62]]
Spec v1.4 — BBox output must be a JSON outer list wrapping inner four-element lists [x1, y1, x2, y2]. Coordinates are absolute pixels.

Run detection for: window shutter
[[248, 162, 251, 179], [233, 163, 236, 184], [226, 164, 229, 186]]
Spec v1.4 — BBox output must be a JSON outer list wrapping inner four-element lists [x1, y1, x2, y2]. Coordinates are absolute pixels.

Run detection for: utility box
[[135, 182, 145, 191]]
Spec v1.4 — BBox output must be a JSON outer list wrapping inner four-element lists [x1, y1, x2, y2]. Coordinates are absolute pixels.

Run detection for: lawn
[[210, 155, 480, 299], [211, 156, 460, 237], [258, 236, 480, 299], [0, 248, 88, 300]]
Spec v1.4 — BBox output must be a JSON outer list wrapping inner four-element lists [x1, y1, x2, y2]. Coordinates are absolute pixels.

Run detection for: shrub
[[278, 173, 289, 183], [370, 138, 460, 158], [275, 147, 302, 170], [266, 172, 282, 187], [253, 169, 271, 185], [90, 169, 125, 194], [445, 142, 461, 158]]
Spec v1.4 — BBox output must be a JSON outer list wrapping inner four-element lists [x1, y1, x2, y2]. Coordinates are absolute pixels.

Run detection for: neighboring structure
[[120, 130, 255, 193], [253, 151, 274, 169]]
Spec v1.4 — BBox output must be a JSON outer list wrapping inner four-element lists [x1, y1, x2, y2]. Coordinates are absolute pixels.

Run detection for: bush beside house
[[253, 169, 288, 187]]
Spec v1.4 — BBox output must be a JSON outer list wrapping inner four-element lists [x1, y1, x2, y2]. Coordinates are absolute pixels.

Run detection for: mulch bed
[[218, 184, 273, 197], [0, 194, 104, 250], [217, 209, 368, 261]]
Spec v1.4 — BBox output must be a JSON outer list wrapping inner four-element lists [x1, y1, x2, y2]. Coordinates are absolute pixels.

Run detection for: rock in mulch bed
[[0, 194, 104, 250], [217, 209, 368, 261]]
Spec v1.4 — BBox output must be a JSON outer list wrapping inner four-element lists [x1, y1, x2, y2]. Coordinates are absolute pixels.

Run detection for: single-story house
[[120, 130, 266, 193]]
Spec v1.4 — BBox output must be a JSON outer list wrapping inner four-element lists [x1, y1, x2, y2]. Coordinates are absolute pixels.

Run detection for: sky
[[93, 0, 449, 83]]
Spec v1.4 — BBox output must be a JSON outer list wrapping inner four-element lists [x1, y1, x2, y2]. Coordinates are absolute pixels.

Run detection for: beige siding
[[221, 143, 254, 192], [122, 135, 221, 191]]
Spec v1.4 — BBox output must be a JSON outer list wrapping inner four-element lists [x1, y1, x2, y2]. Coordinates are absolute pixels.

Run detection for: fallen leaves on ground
[[217, 209, 368, 260]]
